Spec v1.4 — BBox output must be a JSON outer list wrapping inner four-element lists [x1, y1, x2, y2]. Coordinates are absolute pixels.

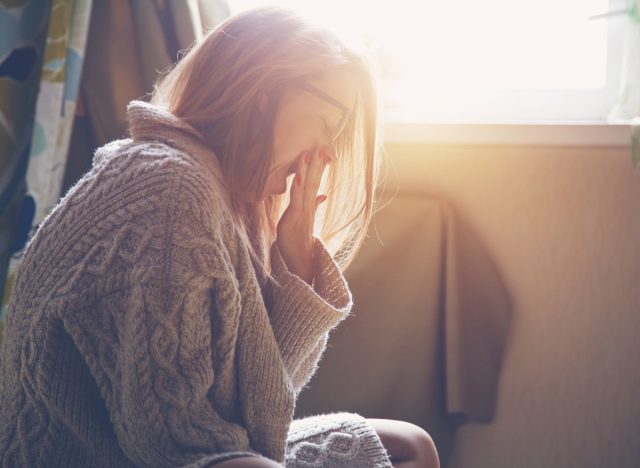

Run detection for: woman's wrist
[[277, 238, 315, 285]]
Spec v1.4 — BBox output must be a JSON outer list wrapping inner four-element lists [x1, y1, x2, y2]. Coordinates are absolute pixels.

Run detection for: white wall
[[383, 142, 640, 468]]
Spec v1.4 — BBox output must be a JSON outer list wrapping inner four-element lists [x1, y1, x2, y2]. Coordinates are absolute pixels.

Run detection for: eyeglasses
[[298, 81, 351, 145]]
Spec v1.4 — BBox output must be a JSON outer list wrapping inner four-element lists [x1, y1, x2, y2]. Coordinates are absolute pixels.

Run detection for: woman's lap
[[285, 411, 393, 467], [207, 455, 282, 467], [193, 414, 440, 467], [366, 418, 440, 467]]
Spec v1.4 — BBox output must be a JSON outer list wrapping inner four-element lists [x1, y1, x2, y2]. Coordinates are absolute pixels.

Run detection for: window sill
[[382, 120, 634, 147]]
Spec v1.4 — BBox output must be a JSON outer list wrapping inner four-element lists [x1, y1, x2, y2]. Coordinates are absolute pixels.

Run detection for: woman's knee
[[367, 418, 440, 468], [410, 425, 440, 468], [206, 454, 283, 467]]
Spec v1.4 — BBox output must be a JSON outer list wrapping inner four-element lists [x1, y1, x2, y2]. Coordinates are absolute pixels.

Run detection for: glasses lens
[[330, 112, 348, 144], [299, 82, 350, 145]]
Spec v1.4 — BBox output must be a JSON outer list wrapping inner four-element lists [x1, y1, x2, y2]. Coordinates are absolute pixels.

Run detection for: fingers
[[314, 194, 328, 213], [289, 151, 307, 208], [303, 148, 326, 209], [289, 145, 333, 212]]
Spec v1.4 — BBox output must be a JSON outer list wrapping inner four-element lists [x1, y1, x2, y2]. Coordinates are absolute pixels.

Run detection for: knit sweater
[[0, 100, 392, 467]]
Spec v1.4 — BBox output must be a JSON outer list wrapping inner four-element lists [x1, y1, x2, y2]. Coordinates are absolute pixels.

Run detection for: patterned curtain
[[0, 0, 92, 340], [0, 0, 232, 338], [0, 1, 49, 322]]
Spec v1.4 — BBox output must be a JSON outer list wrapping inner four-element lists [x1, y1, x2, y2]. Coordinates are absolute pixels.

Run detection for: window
[[228, 0, 626, 123]]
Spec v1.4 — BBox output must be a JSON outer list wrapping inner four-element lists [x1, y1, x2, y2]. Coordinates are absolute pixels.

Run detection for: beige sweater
[[0, 100, 393, 467]]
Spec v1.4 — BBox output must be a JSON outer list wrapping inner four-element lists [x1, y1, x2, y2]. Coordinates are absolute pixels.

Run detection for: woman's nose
[[319, 145, 338, 165]]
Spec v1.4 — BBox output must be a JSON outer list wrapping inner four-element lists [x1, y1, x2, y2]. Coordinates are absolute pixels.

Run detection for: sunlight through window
[[228, 0, 618, 121]]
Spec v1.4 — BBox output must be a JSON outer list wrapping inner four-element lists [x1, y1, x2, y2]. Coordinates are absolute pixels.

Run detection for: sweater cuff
[[268, 237, 352, 372]]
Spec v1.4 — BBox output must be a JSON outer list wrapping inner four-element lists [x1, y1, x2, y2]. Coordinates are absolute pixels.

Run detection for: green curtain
[[607, 0, 640, 166]]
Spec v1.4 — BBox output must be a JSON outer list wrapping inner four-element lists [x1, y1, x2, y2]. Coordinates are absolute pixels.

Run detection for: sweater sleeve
[[268, 236, 353, 394], [289, 334, 329, 397], [61, 172, 262, 467]]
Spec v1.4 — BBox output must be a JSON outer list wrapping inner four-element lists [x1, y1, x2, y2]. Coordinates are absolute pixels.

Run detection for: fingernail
[[304, 153, 310, 164], [296, 173, 302, 186]]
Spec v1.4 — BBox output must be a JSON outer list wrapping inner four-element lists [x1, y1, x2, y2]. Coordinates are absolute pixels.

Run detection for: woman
[[0, 6, 439, 468]]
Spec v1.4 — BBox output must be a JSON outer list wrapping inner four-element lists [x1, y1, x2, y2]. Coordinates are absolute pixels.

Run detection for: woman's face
[[259, 68, 358, 200]]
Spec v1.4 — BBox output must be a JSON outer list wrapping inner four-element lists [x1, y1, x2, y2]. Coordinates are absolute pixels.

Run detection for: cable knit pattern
[[0, 100, 392, 467], [286, 412, 395, 468]]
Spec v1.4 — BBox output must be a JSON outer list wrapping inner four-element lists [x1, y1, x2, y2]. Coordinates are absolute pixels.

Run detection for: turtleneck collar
[[126, 99, 227, 187]]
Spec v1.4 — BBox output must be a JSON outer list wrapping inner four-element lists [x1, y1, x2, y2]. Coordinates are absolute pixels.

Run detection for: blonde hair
[[150, 6, 382, 281]]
